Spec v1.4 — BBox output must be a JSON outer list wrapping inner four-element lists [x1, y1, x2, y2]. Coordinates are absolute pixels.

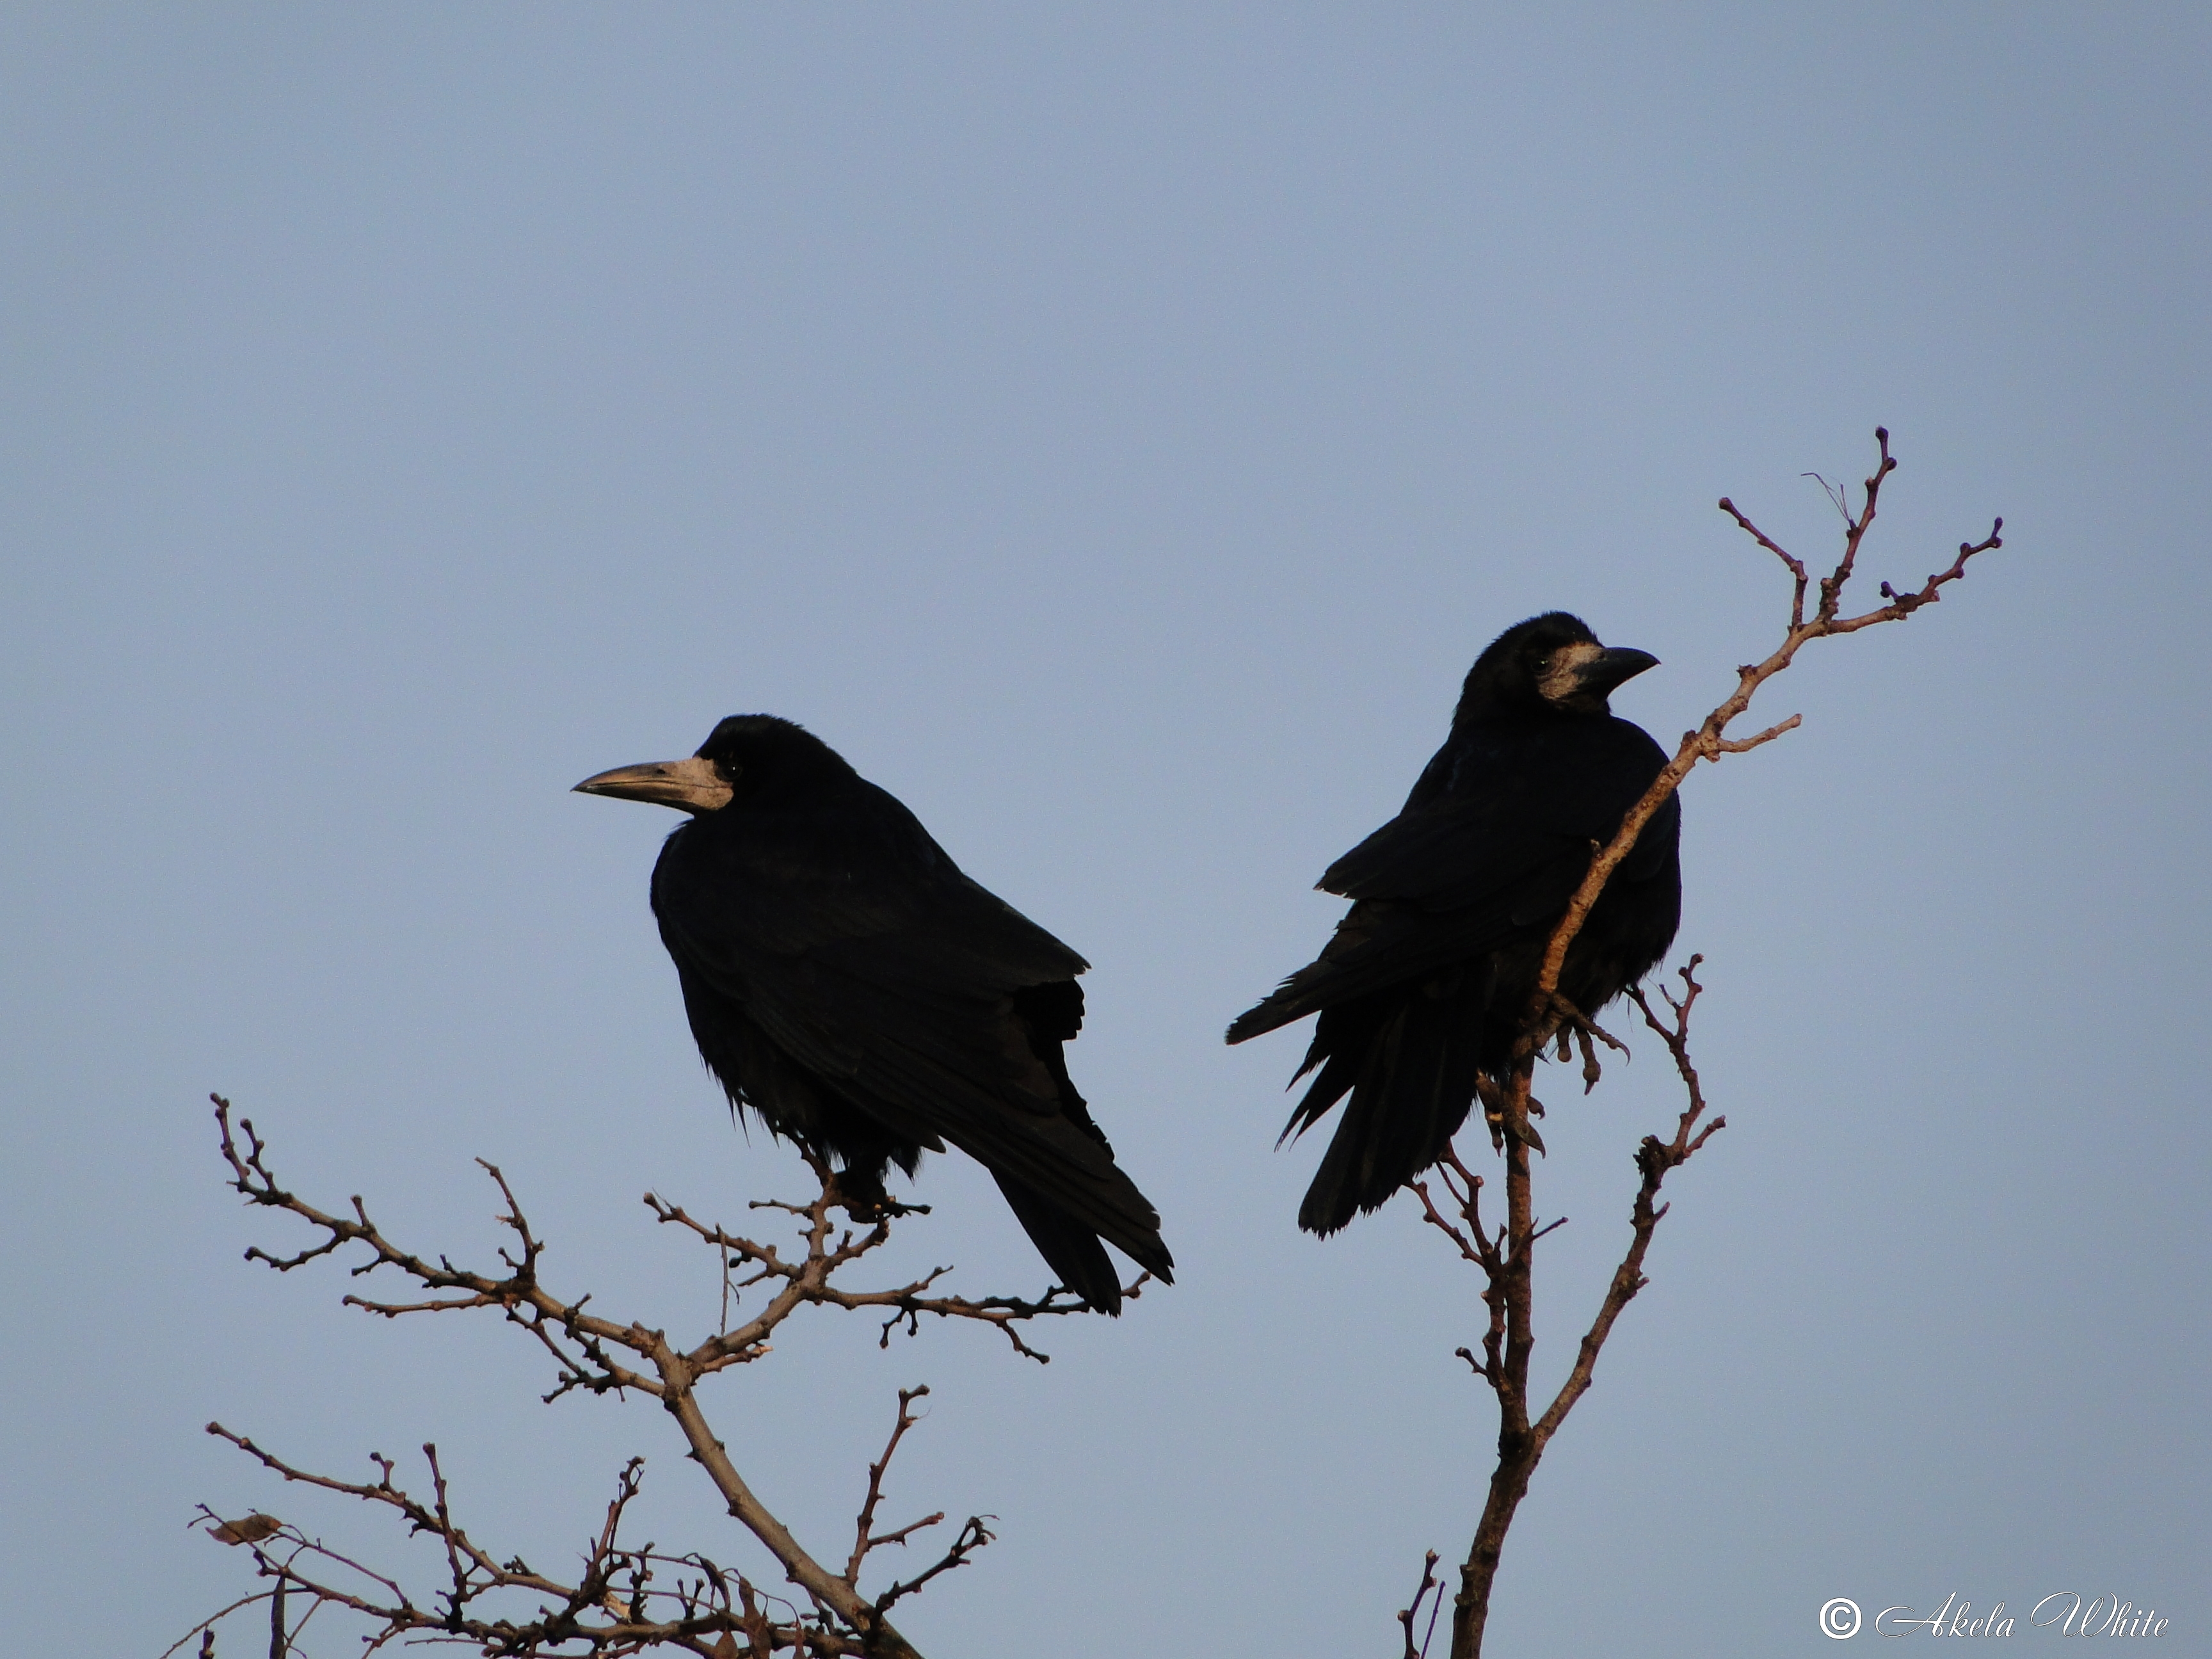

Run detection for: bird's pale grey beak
[[573, 756, 733, 814], [1579, 646, 1659, 698]]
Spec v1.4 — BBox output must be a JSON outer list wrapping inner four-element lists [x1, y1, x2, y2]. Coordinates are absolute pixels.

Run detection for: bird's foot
[[1547, 993, 1630, 1093], [825, 1168, 931, 1222], [1477, 1075, 1547, 1156]]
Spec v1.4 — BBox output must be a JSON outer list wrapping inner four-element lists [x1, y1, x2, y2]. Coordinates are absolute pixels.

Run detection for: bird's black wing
[[652, 786, 1171, 1290], [1227, 717, 1670, 1040]]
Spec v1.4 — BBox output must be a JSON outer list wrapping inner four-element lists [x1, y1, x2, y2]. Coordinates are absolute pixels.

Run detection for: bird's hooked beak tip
[[1585, 646, 1660, 696]]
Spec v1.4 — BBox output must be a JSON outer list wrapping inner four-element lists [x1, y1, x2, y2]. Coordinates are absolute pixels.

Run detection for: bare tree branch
[[190, 1098, 1089, 1656], [1427, 432, 1998, 1658], [844, 1388, 941, 1588]]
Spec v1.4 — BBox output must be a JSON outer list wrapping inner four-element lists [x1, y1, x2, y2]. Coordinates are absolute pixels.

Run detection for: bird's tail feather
[[1296, 990, 1481, 1235], [990, 1170, 1140, 1316], [1277, 1003, 1380, 1146]]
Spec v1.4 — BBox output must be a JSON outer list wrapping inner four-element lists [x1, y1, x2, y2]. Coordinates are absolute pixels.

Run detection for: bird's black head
[[575, 714, 858, 815], [1455, 612, 1659, 723]]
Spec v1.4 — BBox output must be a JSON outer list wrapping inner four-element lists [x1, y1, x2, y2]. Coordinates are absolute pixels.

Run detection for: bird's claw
[[1482, 1110, 1545, 1155]]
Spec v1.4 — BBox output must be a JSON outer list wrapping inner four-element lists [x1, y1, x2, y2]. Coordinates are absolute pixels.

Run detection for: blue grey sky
[[4, 6, 2207, 1655]]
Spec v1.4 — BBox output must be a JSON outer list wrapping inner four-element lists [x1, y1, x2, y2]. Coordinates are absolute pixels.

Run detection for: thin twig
[[1399, 1550, 1443, 1659]]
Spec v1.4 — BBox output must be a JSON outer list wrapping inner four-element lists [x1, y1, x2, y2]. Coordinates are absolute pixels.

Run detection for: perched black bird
[[1226, 613, 1681, 1235], [576, 715, 1172, 1313]]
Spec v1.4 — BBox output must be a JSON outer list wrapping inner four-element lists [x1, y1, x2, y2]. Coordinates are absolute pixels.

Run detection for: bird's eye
[[715, 757, 743, 782]]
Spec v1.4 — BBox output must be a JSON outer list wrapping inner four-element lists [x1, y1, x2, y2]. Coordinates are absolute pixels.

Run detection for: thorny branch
[[1426, 431, 1999, 1659], [189, 1098, 1121, 1657]]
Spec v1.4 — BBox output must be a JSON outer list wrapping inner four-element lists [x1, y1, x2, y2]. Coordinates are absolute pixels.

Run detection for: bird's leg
[[1524, 1004, 1566, 1060], [826, 1164, 889, 1222], [825, 1164, 932, 1222]]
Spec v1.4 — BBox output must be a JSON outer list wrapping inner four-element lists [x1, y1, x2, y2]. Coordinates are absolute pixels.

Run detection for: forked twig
[[1399, 1550, 1445, 1658]]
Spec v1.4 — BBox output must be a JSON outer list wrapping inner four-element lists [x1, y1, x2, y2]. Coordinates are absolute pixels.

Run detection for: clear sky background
[[5, 6, 2208, 1656]]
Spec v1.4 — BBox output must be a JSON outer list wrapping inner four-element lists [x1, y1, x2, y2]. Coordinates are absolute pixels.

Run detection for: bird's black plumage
[[578, 715, 1172, 1313], [1227, 613, 1681, 1235]]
